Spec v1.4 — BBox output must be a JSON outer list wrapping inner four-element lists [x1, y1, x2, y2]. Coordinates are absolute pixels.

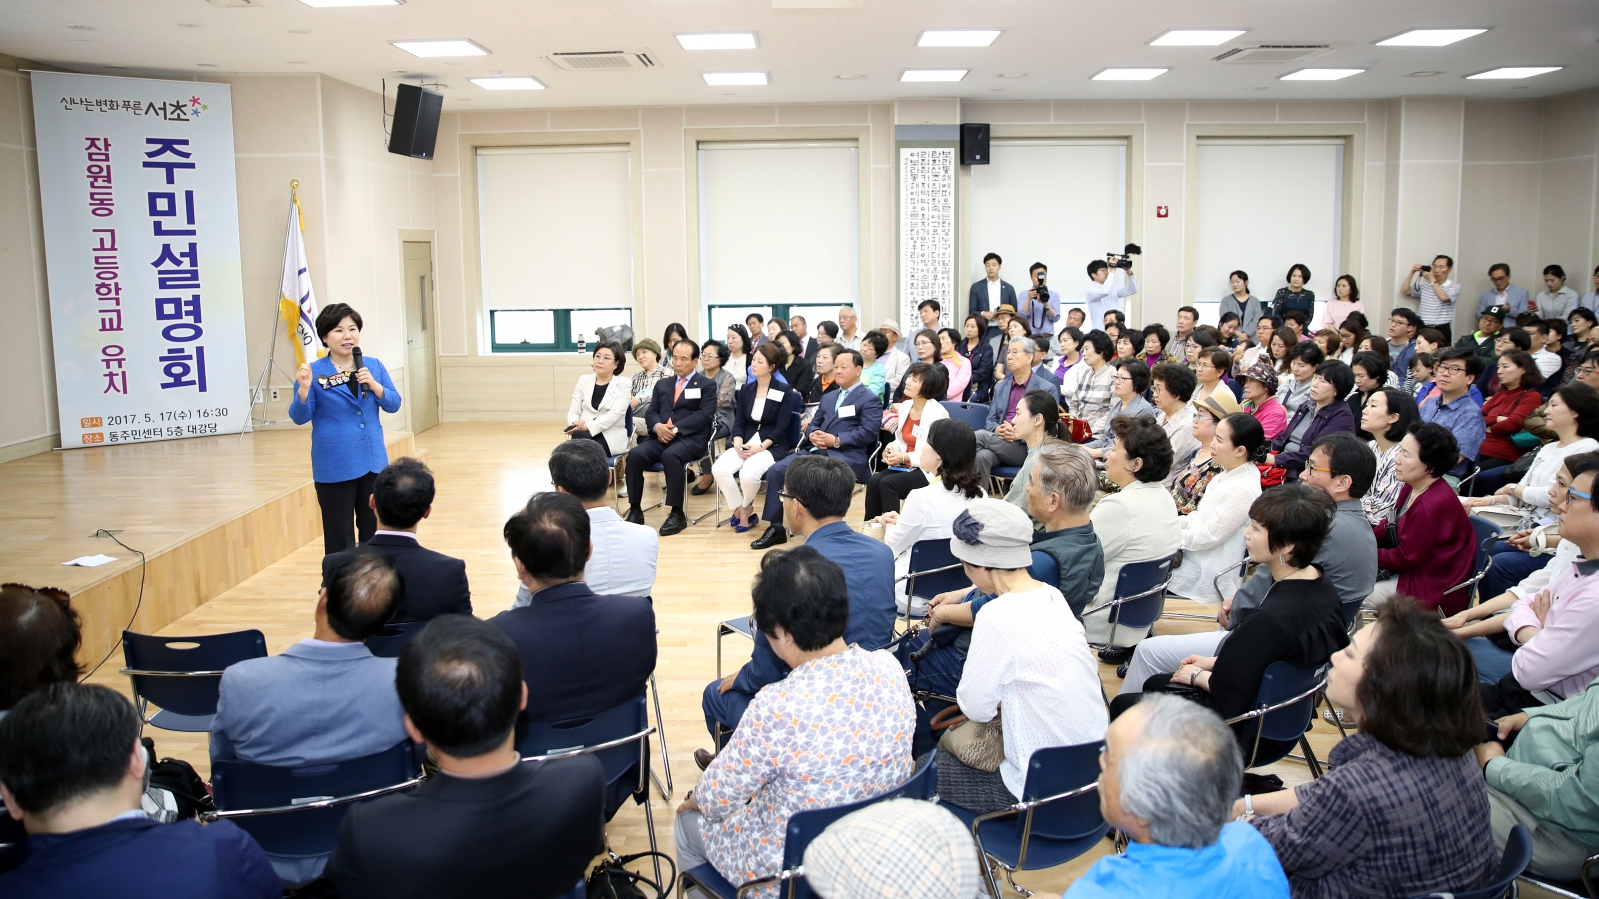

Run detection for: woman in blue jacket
[[289, 303, 403, 554]]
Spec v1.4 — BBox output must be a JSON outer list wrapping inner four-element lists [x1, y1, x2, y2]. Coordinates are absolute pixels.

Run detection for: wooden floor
[[64, 423, 1544, 896]]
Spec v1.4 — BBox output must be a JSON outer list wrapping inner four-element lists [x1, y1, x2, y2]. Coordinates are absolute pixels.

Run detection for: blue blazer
[[0, 816, 280, 899], [797, 382, 884, 481], [733, 520, 898, 695], [288, 354, 402, 483], [643, 371, 716, 449], [732, 379, 799, 462], [985, 368, 1063, 430], [968, 278, 1017, 315], [322, 535, 471, 623]]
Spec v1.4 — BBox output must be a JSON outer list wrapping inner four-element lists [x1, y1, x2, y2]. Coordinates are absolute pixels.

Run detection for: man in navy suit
[[695, 455, 896, 769], [321, 457, 471, 623], [625, 338, 716, 536], [974, 337, 1062, 480], [0, 683, 280, 899], [969, 252, 1017, 325], [750, 348, 883, 549]]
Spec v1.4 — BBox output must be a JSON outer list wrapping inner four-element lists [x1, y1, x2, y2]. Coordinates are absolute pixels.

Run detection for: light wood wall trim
[[0, 433, 61, 464]]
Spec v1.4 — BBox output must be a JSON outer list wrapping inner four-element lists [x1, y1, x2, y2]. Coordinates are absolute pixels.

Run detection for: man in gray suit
[[973, 337, 1062, 480], [210, 551, 411, 886]]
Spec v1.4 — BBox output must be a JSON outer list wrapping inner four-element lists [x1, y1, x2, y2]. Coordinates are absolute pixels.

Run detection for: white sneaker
[[618, 486, 629, 498]]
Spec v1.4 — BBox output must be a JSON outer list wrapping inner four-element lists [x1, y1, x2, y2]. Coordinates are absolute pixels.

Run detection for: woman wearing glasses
[[1266, 361, 1358, 481], [1085, 360, 1155, 460]]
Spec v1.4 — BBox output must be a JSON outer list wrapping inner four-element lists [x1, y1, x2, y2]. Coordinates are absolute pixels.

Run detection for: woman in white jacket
[[1167, 412, 1266, 604], [863, 362, 950, 518], [881, 417, 986, 616], [565, 342, 631, 456]]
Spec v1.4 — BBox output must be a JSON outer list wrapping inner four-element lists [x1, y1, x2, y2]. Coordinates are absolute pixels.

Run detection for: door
[[403, 241, 439, 433]]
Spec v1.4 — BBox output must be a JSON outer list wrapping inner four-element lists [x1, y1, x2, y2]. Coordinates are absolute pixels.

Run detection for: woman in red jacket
[[1367, 422, 1477, 615], [1473, 350, 1546, 495]]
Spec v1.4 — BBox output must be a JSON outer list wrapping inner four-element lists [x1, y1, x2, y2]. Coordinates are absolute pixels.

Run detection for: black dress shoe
[[750, 524, 787, 549], [693, 748, 717, 771], [690, 481, 713, 495], [659, 510, 689, 537], [624, 506, 645, 525], [1097, 647, 1133, 665], [1116, 663, 1129, 679]]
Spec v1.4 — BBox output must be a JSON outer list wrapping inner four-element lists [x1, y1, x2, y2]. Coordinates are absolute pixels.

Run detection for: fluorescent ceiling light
[[1376, 28, 1487, 47], [1149, 29, 1246, 47], [901, 69, 968, 82], [1280, 68, 1365, 81], [917, 30, 1001, 48], [299, 0, 403, 6], [1467, 66, 1562, 80], [1092, 68, 1168, 81], [390, 39, 489, 58], [703, 71, 768, 86], [675, 33, 758, 50], [470, 76, 545, 90]]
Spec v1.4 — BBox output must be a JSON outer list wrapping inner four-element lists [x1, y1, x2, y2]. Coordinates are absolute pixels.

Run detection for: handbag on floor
[[586, 850, 676, 899], [929, 705, 1004, 772]]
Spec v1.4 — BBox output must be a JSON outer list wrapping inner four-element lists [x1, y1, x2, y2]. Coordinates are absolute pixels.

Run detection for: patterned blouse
[[1363, 441, 1404, 525], [695, 646, 915, 894], [1171, 455, 1222, 516]]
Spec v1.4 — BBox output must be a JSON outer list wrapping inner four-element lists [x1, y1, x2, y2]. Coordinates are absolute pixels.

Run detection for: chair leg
[[1001, 865, 1033, 897], [1298, 734, 1324, 779], [650, 674, 673, 798], [641, 786, 663, 887]]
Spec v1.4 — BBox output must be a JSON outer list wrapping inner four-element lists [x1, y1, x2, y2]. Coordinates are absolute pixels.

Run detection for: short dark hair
[[835, 348, 864, 370], [1358, 597, 1485, 758], [1408, 422, 1461, 478], [1571, 308, 1598, 326], [1190, 329, 1218, 350], [1087, 259, 1109, 277], [1315, 360, 1356, 399], [1435, 345, 1484, 378], [983, 252, 1001, 265], [1084, 330, 1115, 361], [918, 299, 942, 314], [1058, 326, 1085, 349], [593, 341, 627, 376], [701, 338, 731, 366], [1433, 254, 1454, 268], [397, 616, 523, 758], [1310, 431, 1376, 499], [1248, 483, 1333, 568], [548, 439, 610, 502], [1111, 415, 1173, 483], [775, 330, 804, 364], [1176, 305, 1199, 321], [1284, 309, 1309, 328], [817, 320, 839, 339], [1117, 358, 1152, 394], [1545, 264, 1567, 280], [1286, 263, 1311, 284], [0, 682, 139, 815], [1489, 263, 1510, 277], [0, 585, 83, 711], [754, 341, 788, 374], [926, 418, 983, 499], [1259, 314, 1281, 330], [1556, 383, 1599, 440], [862, 330, 890, 357], [1546, 317, 1568, 338], [1350, 351, 1389, 387], [373, 457, 436, 529], [1501, 329, 1534, 353], [788, 314, 807, 326], [784, 455, 855, 520], [745, 311, 764, 325], [1416, 327, 1447, 347], [1151, 362, 1196, 403], [1370, 387, 1421, 443], [1218, 311, 1240, 327], [1390, 307, 1422, 331], [507, 494, 587, 581], [905, 361, 948, 402], [315, 302, 362, 342], [1202, 347, 1233, 372], [672, 337, 702, 360], [325, 551, 402, 640], [1029, 261, 1047, 275], [751, 545, 849, 651], [1290, 342, 1325, 367], [1141, 324, 1169, 351]]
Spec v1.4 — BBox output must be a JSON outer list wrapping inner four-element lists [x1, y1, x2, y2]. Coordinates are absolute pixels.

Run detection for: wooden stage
[[7, 423, 1407, 894]]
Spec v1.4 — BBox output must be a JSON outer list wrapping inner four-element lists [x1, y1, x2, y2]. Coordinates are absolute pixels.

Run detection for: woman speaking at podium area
[[289, 302, 403, 555]]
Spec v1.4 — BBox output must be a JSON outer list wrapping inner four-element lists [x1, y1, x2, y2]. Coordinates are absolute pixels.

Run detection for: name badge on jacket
[[684, 388, 702, 399], [317, 371, 353, 389], [767, 389, 784, 402], [838, 405, 857, 418]]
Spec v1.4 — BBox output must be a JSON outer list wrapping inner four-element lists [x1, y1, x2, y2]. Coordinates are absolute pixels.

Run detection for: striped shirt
[[1070, 362, 1117, 437], [1408, 277, 1461, 327]]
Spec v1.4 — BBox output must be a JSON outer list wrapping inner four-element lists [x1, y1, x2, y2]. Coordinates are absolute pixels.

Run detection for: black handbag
[[586, 851, 677, 899]]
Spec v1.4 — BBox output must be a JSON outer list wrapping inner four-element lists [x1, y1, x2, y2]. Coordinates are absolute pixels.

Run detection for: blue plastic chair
[[206, 740, 422, 863], [1415, 824, 1530, 899], [679, 755, 939, 899], [1517, 842, 1597, 898], [362, 619, 429, 659], [120, 629, 268, 731], [941, 400, 990, 433], [1081, 555, 1174, 650], [1028, 550, 1059, 589], [944, 741, 1109, 898], [1443, 515, 1505, 607], [899, 538, 972, 629], [1223, 661, 1327, 775]]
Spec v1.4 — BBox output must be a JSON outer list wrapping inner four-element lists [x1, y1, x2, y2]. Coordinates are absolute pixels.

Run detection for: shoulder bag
[[929, 705, 1004, 772]]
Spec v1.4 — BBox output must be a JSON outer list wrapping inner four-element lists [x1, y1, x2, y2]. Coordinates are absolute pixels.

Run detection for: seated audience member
[[1151, 362, 1200, 477], [624, 338, 716, 537], [712, 343, 800, 533], [938, 327, 973, 401], [752, 349, 882, 549], [1346, 353, 1387, 436], [1194, 347, 1239, 406], [724, 327, 752, 381], [212, 551, 409, 884], [1367, 423, 1477, 614], [775, 331, 814, 400], [1246, 599, 1496, 899], [807, 343, 840, 404], [974, 337, 1062, 481], [1086, 417, 1182, 658], [1473, 350, 1547, 484], [1240, 362, 1288, 440], [1051, 326, 1085, 385], [1171, 392, 1245, 515], [1409, 351, 1436, 399], [1572, 307, 1599, 353], [878, 320, 912, 393], [1140, 324, 1170, 369], [1111, 485, 1349, 762], [1062, 695, 1288, 899], [1068, 331, 1118, 438], [858, 329, 890, 398], [327, 616, 605, 899], [628, 338, 672, 427], [1267, 360, 1357, 480], [937, 501, 1108, 814], [1419, 347, 1488, 477], [959, 313, 996, 404], [882, 419, 985, 615], [1388, 307, 1422, 376], [0, 683, 279, 899], [1458, 305, 1509, 360], [1000, 390, 1070, 519], [1086, 360, 1155, 458], [675, 546, 915, 887], [0, 584, 85, 857], [890, 328, 940, 403], [565, 341, 630, 456], [689, 338, 739, 497], [323, 457, 471, 622], [1360, 387, 1421, 525], [1575, 349, 1599, 391], [1527, 319, 1564, 380], [516, 440, 658, 601], [1168, 413, 1265, 604], [864, 362, 950, 519], [702, 456, 895, 762], [803, 799, 982, 899], [1278, 342, 1324, 414]]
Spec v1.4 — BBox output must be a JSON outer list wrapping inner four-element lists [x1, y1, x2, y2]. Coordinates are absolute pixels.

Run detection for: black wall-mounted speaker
[[961, 123, 990, 166], [387, 84, 444, 160]]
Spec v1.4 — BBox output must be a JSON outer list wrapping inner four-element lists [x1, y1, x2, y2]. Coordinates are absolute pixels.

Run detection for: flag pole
[[242, 180, 300, 440]]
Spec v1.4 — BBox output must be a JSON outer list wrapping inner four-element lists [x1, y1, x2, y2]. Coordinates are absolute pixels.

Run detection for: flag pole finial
[[290, 179, 299, 190]]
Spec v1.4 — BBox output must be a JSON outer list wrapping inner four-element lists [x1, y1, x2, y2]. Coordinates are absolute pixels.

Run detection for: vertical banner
[[897, 145, 956, 337], [31, 72, 250, 448]]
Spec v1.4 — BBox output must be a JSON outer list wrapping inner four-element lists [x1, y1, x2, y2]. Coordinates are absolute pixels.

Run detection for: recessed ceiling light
[[67, 25, 94, 31], [917, 30, 1001, 48], [197, 63, 217, 67], [1376, 28, 1487, 47], [703, 71, 768, 86], [1467, 66, 1562, 80], [1280, 68, 1366, 81], [676, 33, 758, 50], [297, 0, 403, 6], [390, 39, 489, 58], [1092, 68, 1168, 81], [469, 76, 546, 90], [1406, 71, 1444, 77], [1149, 29, 1246, 47], [835, 74, 867, 80], [997, 72, 1027, 78], [901, 69, 968, 82]]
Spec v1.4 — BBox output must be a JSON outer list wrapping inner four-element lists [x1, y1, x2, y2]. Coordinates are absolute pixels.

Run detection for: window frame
[[489, 306, 633, 354]]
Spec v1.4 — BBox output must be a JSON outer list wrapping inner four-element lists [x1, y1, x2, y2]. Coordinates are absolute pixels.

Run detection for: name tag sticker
[[767, 389, 784, 401], [839, 405, 856, 418], [684, 388, 702, 399]]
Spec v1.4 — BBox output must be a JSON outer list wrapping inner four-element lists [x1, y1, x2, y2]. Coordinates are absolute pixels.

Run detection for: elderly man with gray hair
[[973, 336, 1062, 481], [1023, 441, 1105, 619], [1057, 694, 1288, 898]]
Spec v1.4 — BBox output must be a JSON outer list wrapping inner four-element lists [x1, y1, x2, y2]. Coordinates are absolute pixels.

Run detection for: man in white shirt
[[515, 440, 657, 605], [968, 253, 1016, 324], [1085, 259, 1139, 328], [1400, 254, 1462, 344], [1528, 320, 1564, 378], [877, 319, 912, 391], [1478, 263, 1531, 318], [836, 305, 862, 350]]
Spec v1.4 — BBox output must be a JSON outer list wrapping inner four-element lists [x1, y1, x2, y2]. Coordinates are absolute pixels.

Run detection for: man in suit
[[0, 683, 280, 899], [211, 551, 410, 885], [751, 349, 883, 549], [1478, 263, 1532, 317], [515, 440, 656, 605], [789, 314, 818, 360], [695, 455, 896, 768], [321, 457, 471, 623], [969, 252, 1017, 325], [625, 338, 715, 536], [974, 337, 1063, 480], [326, 616, 605, 899]]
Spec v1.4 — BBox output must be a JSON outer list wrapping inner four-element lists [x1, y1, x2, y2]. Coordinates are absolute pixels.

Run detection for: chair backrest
[[210, 740, 420, 858], [1028, 550, 1059, 589], [1109, 555, 1174, 630], [784, 409, 803, 452], [776, 755, 939, 899], [517, 693, 651, 794], [363, 618, 429, 659], [906, 539, 971, 600], [1016, 741, 1106, 841], [1413, 825, 1530, 899], [121, 629, 268, 717], [941, 400, 990, 432], [1467, 515, 1503, 574], [1251, 662, 1323, 744]]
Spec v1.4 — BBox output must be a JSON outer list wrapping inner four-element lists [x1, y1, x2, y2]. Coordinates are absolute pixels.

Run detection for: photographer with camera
[[1086, 245, 1141, 328], [1021, 262, 1060, 342], [1399, 255, 1461, 344]]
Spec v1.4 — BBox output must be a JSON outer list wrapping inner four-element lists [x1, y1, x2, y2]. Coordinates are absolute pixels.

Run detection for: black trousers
[[571, 431, 610, 456], [626, 436, 702, 511], [316, 471, 378, 555], [1432, 322, 1454, 344], [864, 468, 929, 519]]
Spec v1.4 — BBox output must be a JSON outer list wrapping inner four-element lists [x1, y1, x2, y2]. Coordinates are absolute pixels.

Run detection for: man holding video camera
[[1086, 245, 1141, 328]]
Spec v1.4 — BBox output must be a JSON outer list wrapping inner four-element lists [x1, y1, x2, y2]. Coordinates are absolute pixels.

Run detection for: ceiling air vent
[[1213, 44, 1333, 64], [545, 51, 658, 72]]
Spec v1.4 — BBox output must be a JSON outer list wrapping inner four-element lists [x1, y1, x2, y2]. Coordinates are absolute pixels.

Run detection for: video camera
[[1106, 243, 1142, 270]]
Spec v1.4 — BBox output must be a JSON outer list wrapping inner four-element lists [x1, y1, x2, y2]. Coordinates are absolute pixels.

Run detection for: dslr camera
[[1033, 269, 1049, 302], [1106, 243, 1142, 270]]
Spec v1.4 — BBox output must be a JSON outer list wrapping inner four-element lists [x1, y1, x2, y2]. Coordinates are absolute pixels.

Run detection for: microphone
[[350, 348, 363, 399]]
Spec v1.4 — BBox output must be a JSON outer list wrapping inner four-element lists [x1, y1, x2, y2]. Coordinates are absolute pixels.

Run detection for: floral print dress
[[1171, 456, 1223, 516]]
